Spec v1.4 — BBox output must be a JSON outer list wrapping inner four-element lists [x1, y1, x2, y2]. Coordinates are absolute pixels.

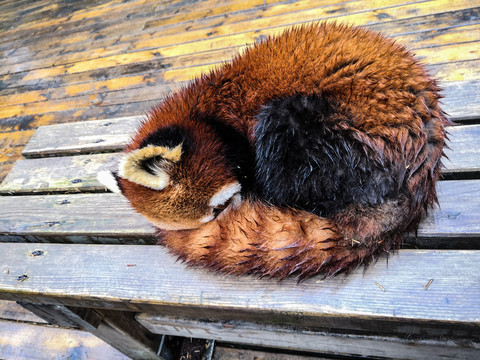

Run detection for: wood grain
[[0, 121, 474, 195], [0, 243, 478, 339], [212, 346, 332, 360], [0, 319, 131, 360], [20, 304, 163, 360], [0, 192, 155, 241], [21, 116, 140, 158], [0, 180, 478, 247], [0, 300, 46, 323], [137, 314, 480, 360], [444, 124, 480, 174], [0, 153, 121, 194]]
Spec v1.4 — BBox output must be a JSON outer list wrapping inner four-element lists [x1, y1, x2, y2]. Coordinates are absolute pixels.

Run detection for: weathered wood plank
[[0, 300, 46, 323], [137, 314, 480, 360], [2, 0, 477, 78], [0, 0, 274, 46], [0, 243, 478, 339], [0, 181, 478, 247], [441, 80, 480, 121], [0, 192, 155, 240], [0, 100, 151, 133], [0, 319, 131, 360], [2, 9, 477, 98], [19, 304, 163, 360], [0, 49, 477, 128], [0, 153, 121, 194], [0, 0, 291, 66], [444, 124, 480, 174], [21, 116, 140, 158], [212, 346, 332, 360], [0, 123, 476, 194]]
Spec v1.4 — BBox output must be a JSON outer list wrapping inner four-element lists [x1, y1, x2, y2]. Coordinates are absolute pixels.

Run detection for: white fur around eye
[[209, 182, 242, 208]]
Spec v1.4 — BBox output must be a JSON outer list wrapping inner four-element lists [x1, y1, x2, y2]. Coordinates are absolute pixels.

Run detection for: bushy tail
[[159, 87, 449, 280], [159, 196, 413, 281]]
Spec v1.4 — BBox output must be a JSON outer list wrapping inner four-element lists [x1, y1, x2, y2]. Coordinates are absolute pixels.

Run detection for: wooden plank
[[444, 124, 480, 174], [19, 304, 163, 360], [137, 315, 480, 360], [0, 0, 292, 67], [212, 346, 332, 360], [0, 243, 478, 339], [440, 80, 480, 121], [0, 319, 132, 360], [0, 192, 155, 240], [0, 123, 476, 194], [0, 300, 46, 323], [1, 8, 477, 97], [0, 100, 152, 133], [0, 72, 183, 108], [0, 0, 271, 46], [2, 0, 477, 77], [0, 153, 121, 194], [0, 180, 478, 246], [21, 116, 140, 158]]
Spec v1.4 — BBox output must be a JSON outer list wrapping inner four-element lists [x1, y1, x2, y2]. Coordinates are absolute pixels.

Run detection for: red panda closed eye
[[102, 23, 449, 279]]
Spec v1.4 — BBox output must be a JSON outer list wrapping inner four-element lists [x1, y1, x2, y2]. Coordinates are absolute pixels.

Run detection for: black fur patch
[[202, 117, 256, 193], [140, 125, 190, 150], [254, 94, 399, 216]]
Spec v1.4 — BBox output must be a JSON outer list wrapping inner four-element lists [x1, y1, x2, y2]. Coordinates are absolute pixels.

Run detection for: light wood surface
[[0, 180, 478, 248], [0, 300, 46, 323], [137, 314, 479, 360], [0, 121, 477, 194], [0, 1, 479, 358], [0, 319, 131, 360], [0, 243, 478, 339], [1, 0, 479, 180]]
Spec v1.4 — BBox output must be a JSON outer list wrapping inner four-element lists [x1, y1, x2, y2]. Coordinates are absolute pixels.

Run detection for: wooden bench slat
[[444, 124, 480, 173], [0, 153, 120, 194], [440, 80, 480, 121], [0, 319, 131, 360], [2, 122, 476, 194], [0, 192, 155, 241], [136, 314, 480, 360], [1, 0, 476, 78], [0, 181, 478, 246], [21, 116, 140, 158], [0, 300, 46, 323], [18, 117, 480, 162], [0, 243, 478, 339]]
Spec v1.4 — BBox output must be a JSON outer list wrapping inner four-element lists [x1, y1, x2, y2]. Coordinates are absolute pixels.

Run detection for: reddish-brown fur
[[119, 23, 449, 280]]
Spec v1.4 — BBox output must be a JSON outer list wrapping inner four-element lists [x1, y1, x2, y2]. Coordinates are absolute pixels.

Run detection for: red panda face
[[116, 122, 243, 231]]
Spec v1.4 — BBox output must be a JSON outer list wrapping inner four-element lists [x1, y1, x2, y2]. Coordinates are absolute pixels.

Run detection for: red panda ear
[[118, 144, 182, 190]]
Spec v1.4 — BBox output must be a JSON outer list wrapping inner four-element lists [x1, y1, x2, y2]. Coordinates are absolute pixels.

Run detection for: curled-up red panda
[[98, 23, 449, 280]]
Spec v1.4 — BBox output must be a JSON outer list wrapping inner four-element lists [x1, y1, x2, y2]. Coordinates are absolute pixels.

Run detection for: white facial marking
[[209, 182, 242, 208], [97, 171, 121, 193]]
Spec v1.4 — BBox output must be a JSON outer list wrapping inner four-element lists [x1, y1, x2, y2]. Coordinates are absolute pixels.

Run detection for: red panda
[[99, 23, 449, 280]]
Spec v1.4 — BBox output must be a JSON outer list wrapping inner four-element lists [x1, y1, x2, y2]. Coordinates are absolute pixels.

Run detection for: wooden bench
[[0, 300, 132, 360], [1, 0, 480, 358], [0, 115, 479, 360]]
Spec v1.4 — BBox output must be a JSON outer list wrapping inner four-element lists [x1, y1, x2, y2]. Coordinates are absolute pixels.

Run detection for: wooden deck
[[0, 0, 479, 180], [1, 0, 480, 359]]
